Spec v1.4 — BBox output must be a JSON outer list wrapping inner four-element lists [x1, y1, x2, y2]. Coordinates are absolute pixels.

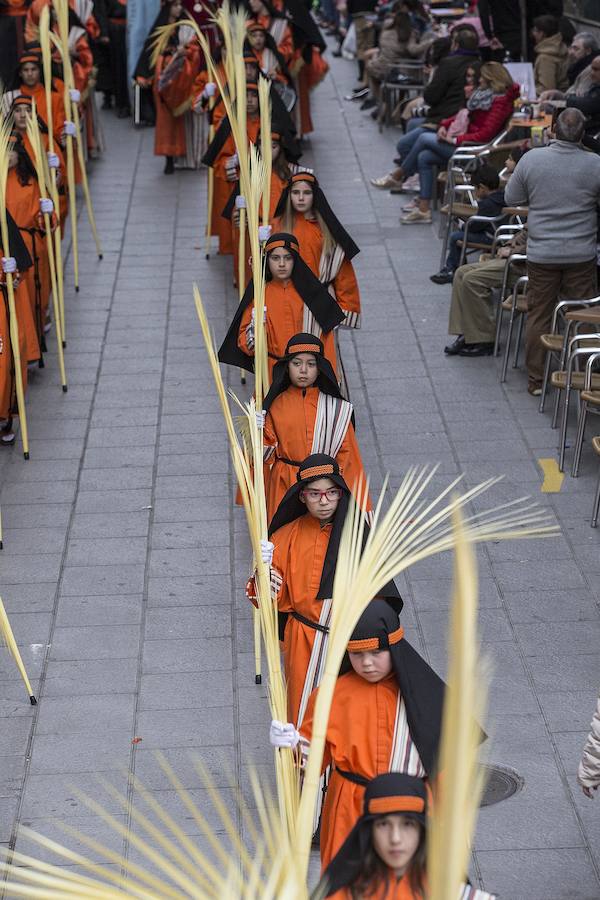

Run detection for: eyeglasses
[[301, 488, 343, 502]]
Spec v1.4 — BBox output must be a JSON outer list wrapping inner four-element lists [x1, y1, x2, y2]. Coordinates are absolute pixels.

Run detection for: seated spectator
[[499, 145, 528, 186], [361, 11, 429, 113], [532, 15, 569, 95], [430, 163, 505, 283], [444, 227, 527, 357], [563, 56, 600, 139], [370, 27, 480, 190], [380, 62, 516, 225], [540, 32, 599, 100]]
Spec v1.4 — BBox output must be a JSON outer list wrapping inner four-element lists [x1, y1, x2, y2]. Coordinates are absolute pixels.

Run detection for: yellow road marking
[[538, 458, 565, 493]]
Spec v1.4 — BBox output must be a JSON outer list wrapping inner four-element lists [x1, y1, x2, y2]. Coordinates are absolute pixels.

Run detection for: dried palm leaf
[[428, 504, 489, 900], [0, 598, 36, 703]]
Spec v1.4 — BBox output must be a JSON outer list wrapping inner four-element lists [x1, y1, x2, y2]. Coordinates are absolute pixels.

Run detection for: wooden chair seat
[[540, 333, 562, 351], [550, 371, 600, 390], [501, 295, 528, 313], [457, 239, 491, 251], [593, 435, 600, 457], [582, 390, 600, 407], [565, 308, 600, 326]]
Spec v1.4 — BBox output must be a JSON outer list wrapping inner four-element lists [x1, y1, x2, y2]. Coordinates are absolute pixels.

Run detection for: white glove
[[63, 121, 77, 137], [235, 195, 247, 209], [203, 82, 216, 98], [39, 197, 54, 215], [260, 538, 274, 565], [1, 257, 16, 274], [47, 151, 59, 169], [255, 410, 266, 430], [270, 720, 300, 749], [69, 88, 81, 103], [258, 224, 272, 243]]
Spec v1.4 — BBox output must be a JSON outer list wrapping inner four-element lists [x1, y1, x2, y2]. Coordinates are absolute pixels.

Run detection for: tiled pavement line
[[321, 51, 600, 897], [1, 124, 145, 873]]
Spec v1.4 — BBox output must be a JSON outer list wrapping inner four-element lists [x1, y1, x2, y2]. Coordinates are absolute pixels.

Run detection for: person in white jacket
[[578, 692, 600, 798]]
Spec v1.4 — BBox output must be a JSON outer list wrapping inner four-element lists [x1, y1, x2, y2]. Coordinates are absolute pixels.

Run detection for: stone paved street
[[2, 47, 600, 900]]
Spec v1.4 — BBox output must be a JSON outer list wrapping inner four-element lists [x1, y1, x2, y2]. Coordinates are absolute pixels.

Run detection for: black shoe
[[101, 93, 113, 110], [164, 156, 175, 174], [332, 47, 342, 57], [117, 106, 131, 119], [393, 157, 402, 166], [370, 107, 379, 119], [444, 335, 465, 355], [457, 342, 494, 357], [345, 86, 369, 101], [360, 97, 376, 110], [430, 268, 454, 285]]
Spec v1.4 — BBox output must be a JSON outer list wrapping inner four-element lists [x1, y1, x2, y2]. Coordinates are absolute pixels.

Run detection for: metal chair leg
[[592, 470, 600, 527], [571, 400, 588, 477], [493, 290, 504, 357], [539, 349, 553, 413], [513, 313, 525, 368], [558, 382, 571, 472], [501, 307, 516, 383]]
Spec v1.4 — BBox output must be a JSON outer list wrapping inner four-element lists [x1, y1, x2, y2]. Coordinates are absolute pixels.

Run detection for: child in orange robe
[[320, 772, 497, 899], [269, 600, 445, 869], [261, 333, 367, 521], [273, 171, 362, 330], [258, 454, 397, 724], [0, 211, 32, 444], [218, 231, 344, 382]]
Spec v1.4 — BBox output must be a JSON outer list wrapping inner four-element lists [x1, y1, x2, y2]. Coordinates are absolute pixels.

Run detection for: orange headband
[[347, 625, 404, 653], [19, 54, 40, 66], [289, 343, 321, 354], [246, 82, 259, 92], [367, 795, 425, 815], [291, 172, 316, 185], [12, 97, 32, 107], [300, 464, 335, 480], [266, 238, 299, 253]]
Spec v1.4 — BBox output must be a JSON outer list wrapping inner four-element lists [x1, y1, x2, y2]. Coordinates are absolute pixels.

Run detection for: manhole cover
[[480, 764, 524, 807]]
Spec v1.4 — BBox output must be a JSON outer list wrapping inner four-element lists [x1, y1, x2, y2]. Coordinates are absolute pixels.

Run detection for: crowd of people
[[2, 0, 600, 897]]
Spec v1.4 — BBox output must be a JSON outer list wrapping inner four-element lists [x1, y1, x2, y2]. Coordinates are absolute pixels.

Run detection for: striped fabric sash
[[319, 245, 361, 330], [269, 18, 287, 44], [296, 598, 333, 728], [459, 886, 495, 900], [389, 693, 426, 777], [310, 393, 353, 459], [301, 303, 322, 341]]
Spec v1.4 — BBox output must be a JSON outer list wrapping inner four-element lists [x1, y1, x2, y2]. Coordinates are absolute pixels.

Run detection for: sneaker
[[402, 173, 420, 192], [401, 197, 419, 213], [371, 172, 403, 190], [345, 87, 369, 101], [400, 208, 432, 225], [360, 97, 377, 110], [458, 342, 494, 357], [444, 335, 465, 355], [527, 383, 542, 396], [430, 268, 454, 285]]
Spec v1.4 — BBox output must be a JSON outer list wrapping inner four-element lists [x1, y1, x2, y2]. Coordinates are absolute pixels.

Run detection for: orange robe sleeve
[[333, 257, 361, 322], [71, 34, 94, 94]]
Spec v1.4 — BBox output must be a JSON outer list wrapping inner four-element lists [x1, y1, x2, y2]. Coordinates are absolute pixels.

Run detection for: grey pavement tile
[[133, 746, 236, 788], [156, 452, 230, 476], [55, 595, 143, 628], [35, 693, 135, 736], [2, 527, 67, 555], [144, 604, 231, 640], [503, 590, 600, 623], [0, 755, 26, 795], [74, 488, 152, 514], [24, 439, 86, 460], [0, 503, 72, 529], [152, 496, 230, 524], [153, 475, 229, 500], [517, 621, 600, 656], [0, 796, 19, 841], [134, 708, 234, 748], [149, 547, 230, 578], [19, 772, 128, 820], [0, 553, 62, 584], [528, 652, 600, 692], [83, 446, 156, 469], [7, 459, 81, 483], [537, 689, 600, 733], [150, 520, 230, 549], [139, 672, 233, 710], [65, 537, 148, 567], [2, 583, 57, 615], [147, 575, 231, 606], [12, 814, 127, 865], [491, 558, 588, 592], [43, 658, 138, 697], [0, 481, 78, 506], [69, 510, 150, 539], [87, 425, 157, 448], [128, 786, 237, 836], [476, 849, 600, 900], [141, 637, 231, 673], [61, 563, 146, 597], [50, 624, 141, 660], [554, 731, 589, 775]]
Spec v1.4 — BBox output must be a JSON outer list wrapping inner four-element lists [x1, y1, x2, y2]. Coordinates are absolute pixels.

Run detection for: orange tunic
[[237, 279, 338, 381], [329, 873, 421, 900], [20, 83, 66, 143], [271, 213, 360, 323], [0, 245, 29, 422], [233, 168, 289, 288], [271, 514, 332, 723], [264, 385, 366, 521], [5, 164, 44, 362], [212, 117, 260, 256], [154, 41, 201, 158], [300, 673, 408, 869]]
